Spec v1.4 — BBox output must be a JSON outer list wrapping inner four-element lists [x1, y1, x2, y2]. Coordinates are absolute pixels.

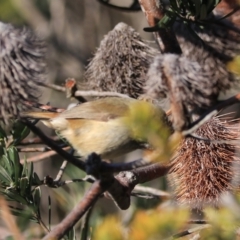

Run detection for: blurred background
[[2, 1, 240, 239], [0, 0, 164, 238]]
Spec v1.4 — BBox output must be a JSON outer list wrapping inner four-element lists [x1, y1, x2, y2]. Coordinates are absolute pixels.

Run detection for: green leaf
[[0, 165, 13, 184], [144, 12, 176, 32], [7, 147, 22, 186], [33, 187, 41, 210], [3, 190, 28, 205], [11, 121, 30, 146], [8, 206, 38, 222], [1, 155, 14, 178], [20, 177, 29, 196]]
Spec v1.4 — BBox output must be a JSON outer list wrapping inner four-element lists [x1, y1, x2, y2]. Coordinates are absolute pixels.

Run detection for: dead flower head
[[145, 54, 226, 114], [169, 115, 240, 209], [0, 22, 46, 123], [84, 22, 158, 99]]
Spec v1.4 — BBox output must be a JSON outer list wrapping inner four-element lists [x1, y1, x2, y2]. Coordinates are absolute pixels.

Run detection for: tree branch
[[42, 179, 110, 240]]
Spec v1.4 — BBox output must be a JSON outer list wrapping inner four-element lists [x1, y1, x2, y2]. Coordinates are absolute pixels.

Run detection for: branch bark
[[42, 180, 110, 240]]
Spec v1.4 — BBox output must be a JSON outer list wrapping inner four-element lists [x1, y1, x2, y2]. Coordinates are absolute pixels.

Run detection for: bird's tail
[[21, 112, 59, 120]]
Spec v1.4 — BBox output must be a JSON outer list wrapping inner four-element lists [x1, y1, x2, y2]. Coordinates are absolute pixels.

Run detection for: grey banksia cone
[[84, 22, 158, 99], [144, 7, 239, 130], [0, 22, 46, 124]]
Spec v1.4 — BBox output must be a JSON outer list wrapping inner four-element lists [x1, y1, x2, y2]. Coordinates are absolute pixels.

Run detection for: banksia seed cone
[[145, 54, 219, 112], [84, 22, 158, 99], [144, 13, 239, 129], [169, 116, 240, 209], [174, 19, 237, 92], [0, 22, 46, 123]]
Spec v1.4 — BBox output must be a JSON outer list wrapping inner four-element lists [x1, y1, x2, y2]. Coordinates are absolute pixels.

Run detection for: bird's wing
[[58, 97, 137, 121]]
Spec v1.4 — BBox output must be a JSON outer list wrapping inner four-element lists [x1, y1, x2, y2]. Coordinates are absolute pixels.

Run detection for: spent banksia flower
[[84, 22, 158, 99], [145, 54, 220, 112], [144, 11, 239, 130], [169, 116, 240, 209], [0, 22, 46, 123]]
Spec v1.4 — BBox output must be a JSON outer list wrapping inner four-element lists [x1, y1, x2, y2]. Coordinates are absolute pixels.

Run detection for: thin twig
[[43, 175, 95, 188], [20, 146, 71, 164], [74, 90, 130, 99], [40, 81, 131, 98], [39, 82, 65, 92], [17, 146, 52, 152], [19, 135, 60, 145], [54, 160, 68, 182], [170, 224, 211, 239], [24, 100, 65, 112], [132, 185, 170, 199], [182, 93, 240, 136], [42, 179, 111, 240]]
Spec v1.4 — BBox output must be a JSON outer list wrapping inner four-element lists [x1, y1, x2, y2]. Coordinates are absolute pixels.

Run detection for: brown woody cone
[[169, 116, 240, 209], [84, 22, 158, 99], [0, 22, 46, 124]]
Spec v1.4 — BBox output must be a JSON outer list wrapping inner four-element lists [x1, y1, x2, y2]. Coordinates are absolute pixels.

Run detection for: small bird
[[23, 97, 167, 159]]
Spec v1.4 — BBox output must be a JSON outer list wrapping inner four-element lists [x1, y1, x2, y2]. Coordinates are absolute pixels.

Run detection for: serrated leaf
[[1, 155, 13, 177], [7, 147, 22, 186], [0, 165, 13, 185], [4, 190, 28, 205]]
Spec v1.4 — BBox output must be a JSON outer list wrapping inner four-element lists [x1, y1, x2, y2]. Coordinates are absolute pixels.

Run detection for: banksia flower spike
[[84, 22, 158, 99], [169, 115, 240, 209], [0, 22, 46, 124]]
